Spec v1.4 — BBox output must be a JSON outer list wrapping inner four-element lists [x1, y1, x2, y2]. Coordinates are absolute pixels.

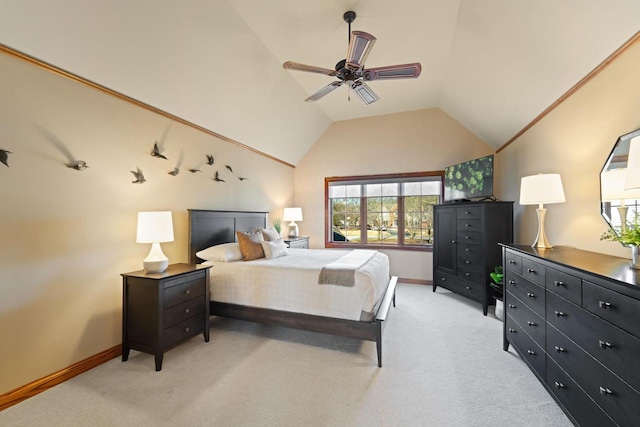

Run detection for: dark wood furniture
[[433, 201, 513, 315], [121, 263, 211, 371], [284, 236, 309, 248], [502, 244, 640, 427], [187, 209, 397, 367]]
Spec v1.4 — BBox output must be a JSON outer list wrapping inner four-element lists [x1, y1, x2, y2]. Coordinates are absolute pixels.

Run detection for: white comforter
[[204, 248, 390, 321]]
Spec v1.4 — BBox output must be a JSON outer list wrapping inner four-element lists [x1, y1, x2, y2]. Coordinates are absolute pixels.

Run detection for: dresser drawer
[[547, 290, 640, 393], [545, 267, 581, 306], [163, 311, 206, 350], [164, 296, 205, 328], [506, 314, 545, 379], [504, 251, 522, 275], [547, 323, 640, 427], [435, 271, 480, 300], [583, 280, 640, 338], [521, 258, 545, 287], [546, 357, 616, 427], [457, 245, 483, 268], [457, 219, 481, 232], [505, 272, 545, 317], [456, 230, 483, 245], [456, 266, 484, 284], [164, 275, 206, 308], [505, 291, 545, 348], [457, 205, 482, 219]]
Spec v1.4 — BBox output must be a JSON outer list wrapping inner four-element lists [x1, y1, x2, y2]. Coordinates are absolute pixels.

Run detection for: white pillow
[[196, 242, 243, 262], [260, 239, 289, 259], [260, 227, 281, 242]]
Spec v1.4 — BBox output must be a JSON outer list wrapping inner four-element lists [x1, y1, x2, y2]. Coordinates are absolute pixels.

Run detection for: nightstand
[[284, 236, 309, 248], [121, 263, 211, 371]]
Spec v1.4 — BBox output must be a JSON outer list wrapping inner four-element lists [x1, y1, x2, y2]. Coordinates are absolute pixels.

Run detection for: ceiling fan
[[283, 11, 421, 105]]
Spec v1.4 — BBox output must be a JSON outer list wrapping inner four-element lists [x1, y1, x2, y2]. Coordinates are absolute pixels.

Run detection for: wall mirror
[[600, 128, 640, 234]]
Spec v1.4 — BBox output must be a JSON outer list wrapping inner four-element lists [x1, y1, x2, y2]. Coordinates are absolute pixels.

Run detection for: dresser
[[502, 244, 640, 427], [121, 263, 211, 371], [433, 201, 513, 314]]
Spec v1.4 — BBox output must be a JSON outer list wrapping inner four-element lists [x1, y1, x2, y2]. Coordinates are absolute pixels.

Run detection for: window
[[326, 172, 443, 250]]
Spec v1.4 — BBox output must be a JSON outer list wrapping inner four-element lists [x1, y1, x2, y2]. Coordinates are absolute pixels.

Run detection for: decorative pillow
[[260, 227, 281, 242], [195, 242, 243, 262], [260, 239, 289, 259], [236, 230, 265, 261]]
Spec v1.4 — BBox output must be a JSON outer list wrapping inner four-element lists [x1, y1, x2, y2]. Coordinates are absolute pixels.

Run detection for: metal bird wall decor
[[151, 143, 168, 160], [0, 149, 11, 167], [225, 165, 248, 181], [131, 167, 146, 184], [188, 168, 202, 173], [206, 154, 215, 165], [36, 125, 89, 171], [168, 149, 184, 176], [213, 171, 225, 183]]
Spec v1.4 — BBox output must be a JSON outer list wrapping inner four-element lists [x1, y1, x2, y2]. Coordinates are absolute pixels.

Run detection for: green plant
[[273, 218, 281, 234], [600, 212, 640, 246], [489, 265, 503, 300]]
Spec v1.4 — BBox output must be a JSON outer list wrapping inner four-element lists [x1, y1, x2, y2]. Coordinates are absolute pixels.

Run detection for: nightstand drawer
[[164, 296, 205, 328], [164, 276, 206, 308], [285, 237, 309, 249], [164, 311, 206, 349]]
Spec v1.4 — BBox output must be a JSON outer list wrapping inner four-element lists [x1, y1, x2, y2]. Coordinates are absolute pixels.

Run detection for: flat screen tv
[[444, 155, 494, 202]]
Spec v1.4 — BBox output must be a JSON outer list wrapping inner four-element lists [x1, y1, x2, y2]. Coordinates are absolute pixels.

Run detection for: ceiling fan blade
[[346, 31, 376, 71], [283, 61, 338, 76], [364, 63, 422, 80], [305, 81, 343, 102], [351, 81, 379, 105]]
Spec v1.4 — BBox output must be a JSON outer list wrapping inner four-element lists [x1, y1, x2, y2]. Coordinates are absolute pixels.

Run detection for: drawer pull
[[441, 277, 446, 281], [465, 272, 471, 277], [527, 268, 535, 273], [598, 340, 612, 349], [184, 308, 191, 314], [465, 286, 471, 290], [451, 240, 456, 243], [465, 223, 471, 227], [527, 321, 536, 327], [554, 346, 565, 353], [554, 381, 565, 389], [465, 235, 470, 240], [465, 248, 471, 252], [599, 387, 613, 396], [465, 260, 471, 264], [598, 301, 612, 309], [508, 328, 516, 333], [465, 211, 471, 215], [184, 289, 191, 295], [526, 292, 535, 298], [554, 311, 565, 317], [527, 349, 536, 356], [554, 281, 564, 287], [184, 327, 190, 333], [508, 260, 516, 264], [508, 280, 515, 285], [508, 304, 516, 309]]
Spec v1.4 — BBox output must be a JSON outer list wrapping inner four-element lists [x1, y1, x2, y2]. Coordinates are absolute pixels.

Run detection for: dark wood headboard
[[188, 210, 268, 264]]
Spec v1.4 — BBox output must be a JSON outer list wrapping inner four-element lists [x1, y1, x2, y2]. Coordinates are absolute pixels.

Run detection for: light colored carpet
[[0, 284, 572, 427]]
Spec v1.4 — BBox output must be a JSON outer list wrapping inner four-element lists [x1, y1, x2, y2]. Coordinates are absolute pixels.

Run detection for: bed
[[187, 209, 398, 367]]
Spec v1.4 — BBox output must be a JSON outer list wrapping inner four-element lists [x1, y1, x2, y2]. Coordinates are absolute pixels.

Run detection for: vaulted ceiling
[[1, 1, 639, 165]]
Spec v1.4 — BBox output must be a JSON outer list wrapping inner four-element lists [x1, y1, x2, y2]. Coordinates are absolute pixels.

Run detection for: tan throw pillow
[[236, 230, 265, 261]]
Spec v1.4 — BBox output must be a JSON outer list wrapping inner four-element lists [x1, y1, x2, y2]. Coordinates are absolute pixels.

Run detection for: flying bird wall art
[[131, 167, 145, 184], [151, 125, 171, 160], [0, 149, 11, 167], [206, 154, 214, 165], [225, 165, 248, 181], [151, 143, 168, 160], [168, 149, 183, 176], [36, 125, 89, 171], [213, 171, 225, 183]]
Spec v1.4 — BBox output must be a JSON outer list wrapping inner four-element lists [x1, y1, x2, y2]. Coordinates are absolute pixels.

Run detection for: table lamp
[[137, 211, 174, 273], [283, 207, 303, 238], [519, 174, 565, 248]]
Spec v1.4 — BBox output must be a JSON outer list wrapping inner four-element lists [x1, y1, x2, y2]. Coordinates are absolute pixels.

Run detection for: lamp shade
[[136, 211, 174, 243], [283, 207, 303, 222], [625, 135, 640, 190], [519, 174, 566, 205], [601, 169, 640, 201]]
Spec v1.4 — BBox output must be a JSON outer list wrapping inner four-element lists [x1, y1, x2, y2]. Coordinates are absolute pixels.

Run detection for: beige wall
[[496, 40, 640, 259], [294, 108, 494, 281], [0, 52, 295, 395]]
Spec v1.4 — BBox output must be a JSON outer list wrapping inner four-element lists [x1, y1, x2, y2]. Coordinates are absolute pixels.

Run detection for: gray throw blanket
[[318, 250, 377, 287]]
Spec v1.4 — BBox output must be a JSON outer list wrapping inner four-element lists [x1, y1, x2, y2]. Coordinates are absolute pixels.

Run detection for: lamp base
[[287, 221, 299, 238], [143, 242, 169, 273], [532, 208, 553, 249]]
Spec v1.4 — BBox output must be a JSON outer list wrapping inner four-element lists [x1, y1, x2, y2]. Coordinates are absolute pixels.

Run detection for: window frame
[[325, 171, 444, 251]]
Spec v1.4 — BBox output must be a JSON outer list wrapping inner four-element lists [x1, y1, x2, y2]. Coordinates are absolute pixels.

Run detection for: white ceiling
[[0, 0, 639, 165]]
